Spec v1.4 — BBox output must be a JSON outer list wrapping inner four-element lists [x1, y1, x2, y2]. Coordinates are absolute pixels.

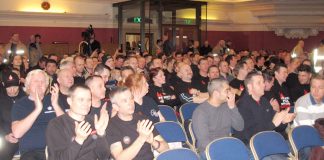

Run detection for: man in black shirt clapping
[[46, 84, 110, 160], [107, 87, 168, 160]]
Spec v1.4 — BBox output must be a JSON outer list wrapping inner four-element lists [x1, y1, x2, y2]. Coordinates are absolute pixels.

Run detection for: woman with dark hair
[[148, 67, 180, 108], [123, 73, 165, 123], [8, 55, 27, 84]]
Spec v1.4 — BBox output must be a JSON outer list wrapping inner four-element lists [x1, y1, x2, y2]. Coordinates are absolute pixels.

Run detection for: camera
[[81, 25, 94, 42]]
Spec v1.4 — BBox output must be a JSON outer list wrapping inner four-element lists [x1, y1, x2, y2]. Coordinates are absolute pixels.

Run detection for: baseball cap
[[2, 72, 20, 88]]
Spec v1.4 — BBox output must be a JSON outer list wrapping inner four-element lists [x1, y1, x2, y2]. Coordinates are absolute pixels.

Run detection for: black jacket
[[46, 114, 110, 160], [234, 92, 276, 144], [0, 89, 25, 134]]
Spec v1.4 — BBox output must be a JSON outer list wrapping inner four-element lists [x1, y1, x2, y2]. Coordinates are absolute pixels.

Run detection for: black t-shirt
[[191, 64, 199, 78], [106, 114, 158, 160], [148, 84, 180, 107], [11, 95, 56, 152], [184, 46, 194, 53], [163, 69, 173, 86], [289, 83, 310, 103], [90, 40, 101, 52], [169, 73, 182, 89], [285, 72, 299, 90], [163, 40, 173, 56], [263, 91, 275, 101], [271, 79, 292, 110], [135, 96, 160, 124], [192, 73, 209, 93], [229, 78, 245, 101], [89, 99, 113, 118], [200, 45, 212, 56], [270, 80, 291, 137], [51, 74, 58, 86], [254, 65, 265, 72], [0, 89, 25, 134], [174, 80, 197, 104], [74, 76, 85, 85], [57, 91, 69, 112], [46, 114, 109, 160]]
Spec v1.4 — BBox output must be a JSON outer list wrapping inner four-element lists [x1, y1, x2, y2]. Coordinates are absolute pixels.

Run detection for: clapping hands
[[94, 103, 109, 136]]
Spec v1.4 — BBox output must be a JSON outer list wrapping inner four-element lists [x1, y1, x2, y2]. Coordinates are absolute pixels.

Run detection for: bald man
[[174, 64, 208, 104]]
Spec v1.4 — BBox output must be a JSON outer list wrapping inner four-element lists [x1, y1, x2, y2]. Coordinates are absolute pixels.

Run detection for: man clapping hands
[[46, 84, 110, 160]]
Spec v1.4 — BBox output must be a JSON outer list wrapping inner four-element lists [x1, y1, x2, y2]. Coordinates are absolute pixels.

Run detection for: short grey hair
[[24, 69, 50, 94], [207, 78, 228, 96], [60, 59, 74, 69], [109, 86, 130, 104]]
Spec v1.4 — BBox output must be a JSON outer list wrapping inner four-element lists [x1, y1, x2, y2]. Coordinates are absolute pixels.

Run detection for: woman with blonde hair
[[123, 73, 165, 123]]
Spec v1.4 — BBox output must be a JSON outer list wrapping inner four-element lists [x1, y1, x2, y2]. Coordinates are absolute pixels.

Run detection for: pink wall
[[0, 26, 118, 45], [1, 26, 323, 53], [203, 31, 324, 53]]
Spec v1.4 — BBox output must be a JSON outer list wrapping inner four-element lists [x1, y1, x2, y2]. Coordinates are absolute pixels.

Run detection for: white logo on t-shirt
[[151, 109, 159, 117], [44, 106, 55, 114], [123, 136, 131, 145]]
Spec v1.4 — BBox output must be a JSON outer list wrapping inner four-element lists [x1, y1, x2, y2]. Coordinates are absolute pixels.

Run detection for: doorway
[[125, 33, 153, 53], [162, 25, 197, 51]]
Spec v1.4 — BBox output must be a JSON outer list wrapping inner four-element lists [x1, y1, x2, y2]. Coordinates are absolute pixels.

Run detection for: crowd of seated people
[[0, 34, 324, 160]]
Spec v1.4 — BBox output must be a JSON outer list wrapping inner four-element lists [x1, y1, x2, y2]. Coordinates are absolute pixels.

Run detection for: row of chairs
[[159, 103, 198, 144], [157, 104, 324, 160], [158, 103, 198, 124], [155, 122, 323, 160]]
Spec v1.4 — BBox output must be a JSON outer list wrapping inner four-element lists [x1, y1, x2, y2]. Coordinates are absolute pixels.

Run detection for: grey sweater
[[192, 101, 244, 153]]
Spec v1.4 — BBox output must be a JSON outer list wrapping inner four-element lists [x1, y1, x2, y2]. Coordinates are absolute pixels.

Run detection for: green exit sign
[[134, 17, 142, 23], [184, 19, 192, 25]]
